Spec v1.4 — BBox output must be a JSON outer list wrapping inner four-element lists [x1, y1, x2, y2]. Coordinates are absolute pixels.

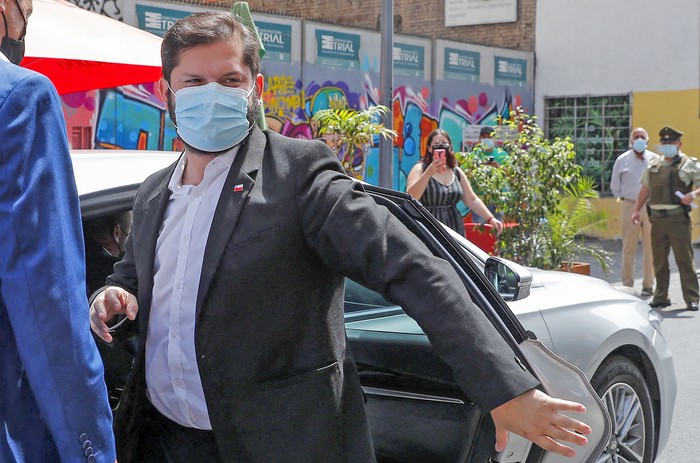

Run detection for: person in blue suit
[[0, 0, 116, 461]]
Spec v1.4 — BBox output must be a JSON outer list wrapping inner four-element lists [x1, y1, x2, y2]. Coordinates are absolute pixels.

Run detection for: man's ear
[[157, 77, 170, 102], [254, 74, 264, 99], [112, 225, 121, 243], [0, 0, 7, 14]]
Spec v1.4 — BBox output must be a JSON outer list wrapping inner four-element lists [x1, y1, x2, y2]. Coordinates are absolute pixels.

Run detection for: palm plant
[[543, 176, 611, 272], [312, 105, 397, 175]]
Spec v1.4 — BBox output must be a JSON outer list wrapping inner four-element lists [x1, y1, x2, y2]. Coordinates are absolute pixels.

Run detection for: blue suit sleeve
[[0, 71, 116, 462]]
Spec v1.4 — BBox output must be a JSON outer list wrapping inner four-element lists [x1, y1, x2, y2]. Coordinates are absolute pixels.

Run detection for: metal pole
[[379, 0, 394, 189]]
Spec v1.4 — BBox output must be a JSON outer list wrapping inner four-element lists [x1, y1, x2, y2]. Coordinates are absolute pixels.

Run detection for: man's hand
[[89, 286, 139, 343], [491, 388, 591, 457], [631, 210, 641, 225]]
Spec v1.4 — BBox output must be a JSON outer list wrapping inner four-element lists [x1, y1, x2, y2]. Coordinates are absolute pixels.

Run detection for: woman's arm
[[458, 169, 504, 234], [406, 161, 439, 200]]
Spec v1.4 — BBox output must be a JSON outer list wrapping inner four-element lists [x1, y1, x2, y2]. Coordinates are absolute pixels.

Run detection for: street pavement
[[586, 238, 699, 462]]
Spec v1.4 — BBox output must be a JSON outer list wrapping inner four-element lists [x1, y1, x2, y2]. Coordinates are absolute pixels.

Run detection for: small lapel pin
[[233, 184, 244, 192]]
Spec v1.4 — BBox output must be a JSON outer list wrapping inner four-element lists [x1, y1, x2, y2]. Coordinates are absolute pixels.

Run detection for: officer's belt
[[647, 206, 686, 217]]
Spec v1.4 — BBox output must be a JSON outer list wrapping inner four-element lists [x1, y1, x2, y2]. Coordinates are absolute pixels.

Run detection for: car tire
[[591, 356, 655, 463]]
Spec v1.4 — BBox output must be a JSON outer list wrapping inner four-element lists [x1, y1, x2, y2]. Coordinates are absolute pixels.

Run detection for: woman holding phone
[[407, 129, 504, 237]]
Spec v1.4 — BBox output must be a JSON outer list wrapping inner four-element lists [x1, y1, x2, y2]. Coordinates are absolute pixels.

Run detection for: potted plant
[[456, 108, 611, 273], [539, 176, 611, 273], [312, 105, 397, 178]]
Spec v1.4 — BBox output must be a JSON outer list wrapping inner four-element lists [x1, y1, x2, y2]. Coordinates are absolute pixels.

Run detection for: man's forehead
[[175, 40, 248, 68]]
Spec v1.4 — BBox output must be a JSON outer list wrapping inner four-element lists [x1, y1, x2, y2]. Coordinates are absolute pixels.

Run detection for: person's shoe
[[641, 287, 654, 297], [649, 300, 671, 309], [687, 301, 699, 311]]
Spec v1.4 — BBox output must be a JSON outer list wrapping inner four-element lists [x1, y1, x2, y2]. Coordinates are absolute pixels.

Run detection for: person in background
[[84, 212, 136, 410], [84, 211, 133, 295], [0, 0, 116, 460], [469, 126, 508, 223], [610, 127, 657, 296], [407, 128, 504, 237], [632, 126, 700, 311], [90, 12, 590, 462], [473, 126, 509, 167]]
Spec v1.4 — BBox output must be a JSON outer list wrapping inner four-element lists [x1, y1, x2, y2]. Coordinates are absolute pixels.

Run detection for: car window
[[344, 278, 397, 314]]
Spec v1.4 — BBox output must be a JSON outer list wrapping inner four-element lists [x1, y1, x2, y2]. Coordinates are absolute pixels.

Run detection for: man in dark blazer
[[90, 12, 590, 463], [0, 0, 116, 461]]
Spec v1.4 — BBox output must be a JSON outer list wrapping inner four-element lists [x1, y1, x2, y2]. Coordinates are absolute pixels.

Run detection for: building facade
[[536, 0, 700, 238], [65, 0, 535, 191]]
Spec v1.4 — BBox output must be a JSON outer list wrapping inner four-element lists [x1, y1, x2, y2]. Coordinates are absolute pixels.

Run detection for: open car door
[[360, 184, 612, 463]]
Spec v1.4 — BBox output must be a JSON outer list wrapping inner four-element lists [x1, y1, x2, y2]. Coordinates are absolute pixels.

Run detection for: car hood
[[346, 269, 643, 337], [524, 267, 641, 311]]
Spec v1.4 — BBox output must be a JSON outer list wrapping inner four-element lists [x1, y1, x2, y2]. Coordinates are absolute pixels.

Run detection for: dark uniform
[[641, 127, 700, 310]]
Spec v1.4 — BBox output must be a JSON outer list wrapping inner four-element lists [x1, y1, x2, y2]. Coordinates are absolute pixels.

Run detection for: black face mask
[[1, 34, 25, 65], [431, 144, 450, 151], [1, 1, 27, 66]]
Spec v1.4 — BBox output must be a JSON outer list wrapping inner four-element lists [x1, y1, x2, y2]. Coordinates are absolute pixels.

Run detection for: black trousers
[[140, 399, 223, 463]]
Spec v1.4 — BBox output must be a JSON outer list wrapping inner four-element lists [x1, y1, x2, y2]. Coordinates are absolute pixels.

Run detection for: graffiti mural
[[61, 77, 526, 191], [56, 4, 533, 192], [62, 82, 179, 151], [71, 0, 122, 20]]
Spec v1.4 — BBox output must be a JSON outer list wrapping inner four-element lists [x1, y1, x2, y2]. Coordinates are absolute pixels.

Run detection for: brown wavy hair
[[423, 129, 456, 168]]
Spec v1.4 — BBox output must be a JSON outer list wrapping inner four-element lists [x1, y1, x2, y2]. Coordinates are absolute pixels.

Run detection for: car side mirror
[[484, 256, 532, 301]]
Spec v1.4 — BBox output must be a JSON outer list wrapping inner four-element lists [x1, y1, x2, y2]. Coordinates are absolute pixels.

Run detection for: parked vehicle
[[73, 150, 676, 463]]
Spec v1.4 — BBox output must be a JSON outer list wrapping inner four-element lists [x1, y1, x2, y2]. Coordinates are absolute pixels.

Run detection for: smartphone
[[433, 149, 446, 172], [433, 149, 446, 165]]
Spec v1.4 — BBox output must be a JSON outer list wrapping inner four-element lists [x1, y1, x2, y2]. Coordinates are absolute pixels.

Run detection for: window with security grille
[[544, 95, 631, 195]]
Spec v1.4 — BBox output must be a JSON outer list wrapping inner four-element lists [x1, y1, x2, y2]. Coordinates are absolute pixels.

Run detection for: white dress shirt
[[610, 149, 657, 201], [146, 148, 237, 429]]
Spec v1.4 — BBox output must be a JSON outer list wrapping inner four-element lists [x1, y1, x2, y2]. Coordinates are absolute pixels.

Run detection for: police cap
[[659, 126, 683, 142]]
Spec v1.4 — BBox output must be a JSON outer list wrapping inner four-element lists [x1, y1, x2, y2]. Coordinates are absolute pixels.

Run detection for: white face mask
[[481, 138, 495, 150], [170, 82, 255, 152], [659, 144, 679, 158], [632, 138, 647, 153]]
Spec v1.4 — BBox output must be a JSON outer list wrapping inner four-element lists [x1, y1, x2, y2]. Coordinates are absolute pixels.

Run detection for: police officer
[[632, 126, 700, 311]]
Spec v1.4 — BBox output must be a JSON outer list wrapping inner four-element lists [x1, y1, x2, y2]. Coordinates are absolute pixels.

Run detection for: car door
[[347, 184, 611, 463]]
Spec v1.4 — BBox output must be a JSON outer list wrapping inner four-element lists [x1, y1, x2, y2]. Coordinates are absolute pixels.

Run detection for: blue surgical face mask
[[632, 138, 647, 153], [659, 144, 678, 158], [171, 82, 254, 152], [481, 138, 495, 150]]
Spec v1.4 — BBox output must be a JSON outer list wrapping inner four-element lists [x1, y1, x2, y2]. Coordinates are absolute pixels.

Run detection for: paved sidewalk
[[585, 237, 700, 307]]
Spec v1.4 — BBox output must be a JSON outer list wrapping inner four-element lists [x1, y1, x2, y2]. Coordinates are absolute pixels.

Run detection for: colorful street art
[[58, 3, 532, 192], [62, 82, 180, 151], [61, 77, 526, 192]]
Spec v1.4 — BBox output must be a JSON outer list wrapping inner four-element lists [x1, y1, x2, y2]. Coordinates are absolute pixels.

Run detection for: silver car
[[73, 150, 675, 463]]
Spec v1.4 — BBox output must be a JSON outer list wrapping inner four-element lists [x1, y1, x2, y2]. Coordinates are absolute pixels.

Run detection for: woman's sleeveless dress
[[419, 166, 465, 236]]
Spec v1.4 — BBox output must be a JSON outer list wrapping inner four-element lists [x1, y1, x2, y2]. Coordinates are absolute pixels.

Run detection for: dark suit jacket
[[0, 60, 116, 462], [108, 128, 538, 462]]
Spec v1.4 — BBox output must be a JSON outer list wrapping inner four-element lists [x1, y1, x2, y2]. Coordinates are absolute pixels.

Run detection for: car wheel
[[591, 356, 655, 463]]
